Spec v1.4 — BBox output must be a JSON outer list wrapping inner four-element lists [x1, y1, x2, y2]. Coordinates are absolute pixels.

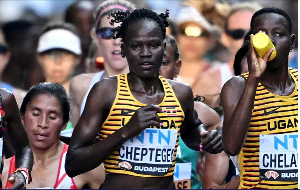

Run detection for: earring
[[121, 54, 125, 58], [290, 45, 294, 52], [163, 51, 166, 56]]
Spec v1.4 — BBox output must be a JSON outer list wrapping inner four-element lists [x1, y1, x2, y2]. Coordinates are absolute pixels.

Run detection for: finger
[[200, 130, 208, 139], [201, 130, 217, 147], [249, 34, 255, 55], [216, 146, 224, 154], [8, 176, 15, 183], [141, 113, 161, 123], [209, 140, 223, 154], [143, 104, 164, 113], [262, 47, 275, 62], [9, 178, 24, 189], [144, 120, 161, 128], [202, 132, 222, 152]]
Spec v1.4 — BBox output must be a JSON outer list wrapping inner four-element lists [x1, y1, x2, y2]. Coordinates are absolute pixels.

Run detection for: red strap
[[5, 156, 15, 188]]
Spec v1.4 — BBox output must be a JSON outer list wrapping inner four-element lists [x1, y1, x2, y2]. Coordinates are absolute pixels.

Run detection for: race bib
[[118, 128, 177, 176], [259, 134, 298, 181], [173, 163, 191, 189]]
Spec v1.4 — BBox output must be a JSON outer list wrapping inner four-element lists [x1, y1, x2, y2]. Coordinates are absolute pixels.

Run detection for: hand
[[8, 172, 26, 189], [122, 104, 164, 139], [248, 32, 275, 78], [200, 126, 223, 154]]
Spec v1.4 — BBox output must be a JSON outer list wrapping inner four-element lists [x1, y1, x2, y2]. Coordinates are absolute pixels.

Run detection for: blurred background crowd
[[0, 0, 297, 187], [0, 0, 297, 91]]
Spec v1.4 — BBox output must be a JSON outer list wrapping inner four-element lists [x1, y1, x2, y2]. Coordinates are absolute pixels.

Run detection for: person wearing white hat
[[37, 22, 82, 140], [37, 21, 82, 95], [175, 5, 231, 109]]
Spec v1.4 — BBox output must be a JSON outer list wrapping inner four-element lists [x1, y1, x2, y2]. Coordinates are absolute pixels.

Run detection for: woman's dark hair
[[165, 34, 179, 61], [109, 8, 169, 43], [233, 31, 251, 76], [40, 21, 79, 37], [20, 82, 70, 124], [93, 0, 136, 29], [167, 18, 178, 39], [251, 7, 293, 34]]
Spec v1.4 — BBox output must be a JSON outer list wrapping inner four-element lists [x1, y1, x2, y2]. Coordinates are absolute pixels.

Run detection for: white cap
[[176, 5, 218, 35], [37, 29, 81, 55]]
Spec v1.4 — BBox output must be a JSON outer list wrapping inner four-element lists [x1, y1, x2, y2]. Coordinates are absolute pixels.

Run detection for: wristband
[[14, 167, 32, 184]]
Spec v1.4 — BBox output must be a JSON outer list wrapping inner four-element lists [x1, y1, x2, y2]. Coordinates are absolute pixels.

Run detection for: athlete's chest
[[28, 159, 60, 188]]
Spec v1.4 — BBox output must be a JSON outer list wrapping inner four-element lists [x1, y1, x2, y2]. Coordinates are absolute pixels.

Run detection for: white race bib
[[173, 163, 191, 189], [118, 128, 177, 176], [259, 134, 298, 181]]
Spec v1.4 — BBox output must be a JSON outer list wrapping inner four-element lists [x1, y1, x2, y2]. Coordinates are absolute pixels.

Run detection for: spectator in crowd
[[66, 8, 222, 189], [69, 0, 135, 127], [160, 34, 222, 189], [202, 34, 252, 190], [84, 42, 104, 74], [221, 7, 297, 189], [37, 21, 81, 95], [1, 20, 44, 90], [2, 82, 105, 189], [223, 2, 261, 72], [175, 5, 231, 108], [0, 29, 26, 107], [65, 0, 95, 75]]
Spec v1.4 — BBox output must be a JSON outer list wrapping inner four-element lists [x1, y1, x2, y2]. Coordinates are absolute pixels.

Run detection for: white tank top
[[80, 71, 104, 115]]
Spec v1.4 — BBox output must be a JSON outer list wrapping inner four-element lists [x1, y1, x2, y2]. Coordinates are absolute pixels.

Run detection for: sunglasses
[[0, 44, 8, 54], [226, 29, 249, 40], [96, 27, 116, 39]]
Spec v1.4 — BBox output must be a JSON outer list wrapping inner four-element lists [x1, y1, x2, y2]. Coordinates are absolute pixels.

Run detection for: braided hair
[[109, 8, 169, 43]]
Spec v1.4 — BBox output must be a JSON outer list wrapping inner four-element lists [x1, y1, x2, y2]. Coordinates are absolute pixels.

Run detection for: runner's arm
[[175, 83, 222, 153], [221, 76, 257, 156], [203, 151, 240, 189], [3, 90, 33, 188], [194, 101, 222, 130]]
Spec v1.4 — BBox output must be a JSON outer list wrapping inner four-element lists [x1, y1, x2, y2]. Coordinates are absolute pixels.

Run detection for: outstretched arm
[[2, 90, 33, 189]]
